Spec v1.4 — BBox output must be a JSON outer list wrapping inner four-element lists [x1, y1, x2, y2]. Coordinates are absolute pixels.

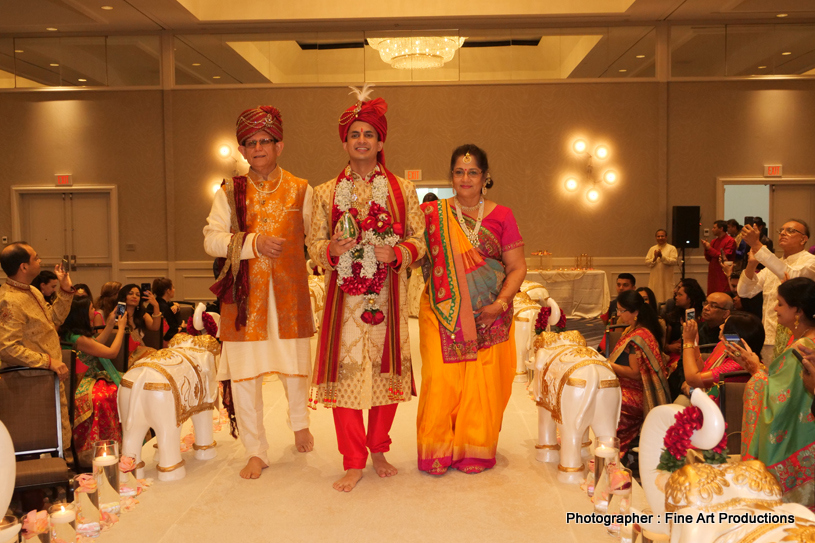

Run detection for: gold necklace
[[455, 198, 483, 212], [453, 198, 484, 246], [249, 167, 283, 194]]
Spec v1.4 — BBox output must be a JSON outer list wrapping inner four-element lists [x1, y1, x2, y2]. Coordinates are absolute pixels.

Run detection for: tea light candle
[[49, 506, 75, 524], [94, 452, 118, 466], [594, 444, 618, 458]]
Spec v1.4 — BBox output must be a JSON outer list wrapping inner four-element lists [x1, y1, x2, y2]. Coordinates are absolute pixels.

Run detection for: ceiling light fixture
[[212, 75, 221, 79], [50, 63, 59, 67], [636, 55, 645, 59], [777, 13, 788, 18], [367, 36, 466, 70], [618, 69, 627, 73], [78, 78, 87, 82], [758, 65, 767, 69], [101, 5, 113, 9], [192, 63, 201, 66], [14, 50, 23, 53], [782, 51, 792, 56], [46, 27, 58, 31]]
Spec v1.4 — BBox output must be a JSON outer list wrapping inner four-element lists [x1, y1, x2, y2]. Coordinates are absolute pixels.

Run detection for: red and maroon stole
[[210, 176, 250, 330], [312, 167, 416, 406]]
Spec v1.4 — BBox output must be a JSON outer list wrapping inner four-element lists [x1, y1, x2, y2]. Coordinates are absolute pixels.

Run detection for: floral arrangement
[[534, 306, 567, 335], [74, 473, 97, 493], [333, 167, 401, 325], [657, 405, 728, 472], [22, 510, 48, 540], [186, 312, 217, 337]]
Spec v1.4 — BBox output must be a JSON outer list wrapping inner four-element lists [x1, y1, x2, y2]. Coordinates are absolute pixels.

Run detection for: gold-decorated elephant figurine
[[117, 304, 221, 482], [636, 389, 815, 542], [528, 331, 621, 484]]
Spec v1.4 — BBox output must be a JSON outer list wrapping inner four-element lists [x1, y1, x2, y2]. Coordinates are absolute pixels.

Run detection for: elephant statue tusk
[[546, 298, 561, 328], [689, 388, 726, 450]]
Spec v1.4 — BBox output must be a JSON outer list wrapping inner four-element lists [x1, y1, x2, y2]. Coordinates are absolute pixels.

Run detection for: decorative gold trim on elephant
[[120, 378, 171, 391], [535, 330, 587, 351], [690, 498, 782, 513], [566, 377, 586, 388], [552, 357, 613, 424], [599, 379, 620, 388], [192, 441, 217, 451], [739, 523, 787, 543], [558, 464, 584, 472], [521, 282, 545, 295], [156, 459, 186, 472], [664, 463, 729, 512], [535, 443, 560, 450], [781, 525, 815, 542], [722, 460, 783, 498], [514, 316, 530, 322]]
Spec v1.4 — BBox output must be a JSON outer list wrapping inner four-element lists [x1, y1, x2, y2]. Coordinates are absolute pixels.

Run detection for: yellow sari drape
[[416, 210, 515, 474]]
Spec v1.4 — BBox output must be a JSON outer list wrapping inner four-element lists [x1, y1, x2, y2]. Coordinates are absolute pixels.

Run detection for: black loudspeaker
[[672, 206, 700, 248]]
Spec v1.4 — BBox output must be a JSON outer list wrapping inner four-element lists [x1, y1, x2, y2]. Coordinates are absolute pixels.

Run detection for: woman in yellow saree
[[417, 144, 527, 475]]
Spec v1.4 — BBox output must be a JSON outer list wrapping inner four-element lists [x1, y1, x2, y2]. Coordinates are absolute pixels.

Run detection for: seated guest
[[738, 219, 815, 363], [151, 277, 183, 343], [59, 296, 127, 465], [31, 270, 59, 305], [0, 243, 73, 449], [664, 278, 705, 399], [677, 311, 763, 406], [636, 286, 658, 314], [698, 292, 733, 351], [602, 273, 636, 324], [117, 283, 162, 362], [73, 283, 105, 328], [607, 290, 670, 458], [732, 277, 815, 509], [95, 281, 122, 320]]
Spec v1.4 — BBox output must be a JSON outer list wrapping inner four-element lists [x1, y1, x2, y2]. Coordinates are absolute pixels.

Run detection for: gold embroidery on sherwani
[[221, 170, 314, 342], [308, 171, 425, 409]]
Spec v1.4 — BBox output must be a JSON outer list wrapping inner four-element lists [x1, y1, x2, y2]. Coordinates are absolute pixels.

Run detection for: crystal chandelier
[[367, 36, 466, 69]]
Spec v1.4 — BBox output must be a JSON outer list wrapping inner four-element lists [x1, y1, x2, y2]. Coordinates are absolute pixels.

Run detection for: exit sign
[[405, 170, 422, 181], [764, 165, 782, 177], [55, 174, 72, 186]]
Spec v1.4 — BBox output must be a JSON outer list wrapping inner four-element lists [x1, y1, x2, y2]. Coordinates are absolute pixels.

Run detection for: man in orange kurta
[[203, 106, 314, 479]]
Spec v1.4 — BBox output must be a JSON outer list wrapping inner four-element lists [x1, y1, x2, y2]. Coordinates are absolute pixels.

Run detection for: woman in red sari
[[607, 290, 671, 456], [417, 144, 527, 475]]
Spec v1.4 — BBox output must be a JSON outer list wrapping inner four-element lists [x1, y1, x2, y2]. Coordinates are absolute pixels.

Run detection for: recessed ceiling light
[[782, 51, 792, 55], [777, 13, 788, 18], [101, 5, 113, 10], [635, 55, 645, 59], [78, 78, 87, 82], [46, 27, 58, 31], [212, 75, 221, 79], [192, 63, 201, 66], [50, 63, 59, 67], [758, 65, 767, 69], [618, 69, 627, 73], [14, 49, 23, 53]]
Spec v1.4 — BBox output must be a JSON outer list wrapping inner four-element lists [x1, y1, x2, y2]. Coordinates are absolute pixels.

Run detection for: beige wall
[[1, 79, 814, 297]]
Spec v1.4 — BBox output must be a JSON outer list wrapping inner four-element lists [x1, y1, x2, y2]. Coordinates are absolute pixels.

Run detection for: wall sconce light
[[563, 138, 620, 203], [218, 144, 232, 158], [217, 142, 239, 177]]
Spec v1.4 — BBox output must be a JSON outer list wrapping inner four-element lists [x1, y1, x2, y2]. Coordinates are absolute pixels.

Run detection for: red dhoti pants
[[332, 404, 398, 470]]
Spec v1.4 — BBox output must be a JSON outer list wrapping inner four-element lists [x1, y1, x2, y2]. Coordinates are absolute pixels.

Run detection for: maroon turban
[[236, 106, 283, 145], [338, 97, 388, 164]]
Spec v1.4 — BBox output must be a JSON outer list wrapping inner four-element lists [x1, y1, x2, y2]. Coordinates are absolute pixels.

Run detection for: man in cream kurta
[[308, 89, 425, 492], [203, 106, 314, 479], [645, 229, 678, 303], [738, 219, 815, 363]]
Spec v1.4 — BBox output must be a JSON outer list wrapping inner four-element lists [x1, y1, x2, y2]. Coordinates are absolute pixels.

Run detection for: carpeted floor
[[98, 317, 640, 543]]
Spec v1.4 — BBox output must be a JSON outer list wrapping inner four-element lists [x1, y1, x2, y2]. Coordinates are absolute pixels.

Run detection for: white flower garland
[[335, 173, 395, 287]]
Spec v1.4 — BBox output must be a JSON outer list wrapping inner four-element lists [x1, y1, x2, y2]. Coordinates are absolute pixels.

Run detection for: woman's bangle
[[152, 313, 162, 318], [683, 342, 696, 350]]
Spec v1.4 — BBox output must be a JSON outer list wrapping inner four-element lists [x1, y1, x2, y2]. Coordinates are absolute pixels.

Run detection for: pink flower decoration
[[74, 473, 97, 493], [22, 510, 49, 537], [119, 456, 136, 473]]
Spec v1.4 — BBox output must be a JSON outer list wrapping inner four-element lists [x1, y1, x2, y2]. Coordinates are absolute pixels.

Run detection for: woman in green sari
[[732, 277, 815, 509], [59, 296, 127, 464]]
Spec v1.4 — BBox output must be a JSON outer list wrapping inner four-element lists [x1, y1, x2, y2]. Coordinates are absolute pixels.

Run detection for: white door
[[13, 187, 118, 297]]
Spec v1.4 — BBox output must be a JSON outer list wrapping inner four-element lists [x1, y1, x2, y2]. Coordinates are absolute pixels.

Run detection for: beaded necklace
[[453, 198, 484, 246]]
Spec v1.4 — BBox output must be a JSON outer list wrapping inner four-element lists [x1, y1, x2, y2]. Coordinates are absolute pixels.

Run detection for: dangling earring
[[481, 185, 487, 196], [452, 187, 457, 197], [795, 314, 800, 329]]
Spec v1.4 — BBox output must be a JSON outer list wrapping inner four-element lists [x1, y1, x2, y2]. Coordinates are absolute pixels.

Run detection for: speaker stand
[[679, 247, 686, 279]]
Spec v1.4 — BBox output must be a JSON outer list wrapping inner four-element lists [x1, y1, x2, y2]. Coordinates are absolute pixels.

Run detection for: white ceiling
[[1, 0, 815, 35]]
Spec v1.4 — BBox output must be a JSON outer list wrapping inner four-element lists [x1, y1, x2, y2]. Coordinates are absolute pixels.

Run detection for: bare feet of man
[[371, 452, 398, 478], [294, 428, 314, 453], [333, 469, 363, 492], [239, 456, 268, 479]]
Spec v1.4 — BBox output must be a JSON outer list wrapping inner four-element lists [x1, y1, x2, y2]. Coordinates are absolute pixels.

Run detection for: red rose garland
[[657, 405, 728, 472], [534, 306, 567, 335]]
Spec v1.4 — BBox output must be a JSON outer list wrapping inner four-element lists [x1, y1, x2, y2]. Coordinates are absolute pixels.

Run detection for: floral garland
[[332, 166, 402, 325], [656, 405, 728, 472], [534, 306, 567, 335], [186, 312, 218, 337]]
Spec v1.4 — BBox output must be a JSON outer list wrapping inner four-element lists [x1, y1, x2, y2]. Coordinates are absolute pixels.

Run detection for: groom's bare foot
[[333, 469, 362, 492], [294, 428, 314, 453], [371, 452, 397, 477], [239, 456, 268, 479]]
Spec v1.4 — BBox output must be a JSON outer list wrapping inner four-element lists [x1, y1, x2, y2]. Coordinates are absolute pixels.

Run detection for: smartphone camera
[[685, 308, 696, 321], [723, 334, 740, 344], [115, 301, 126, 317], [140, 282, 151, 295]]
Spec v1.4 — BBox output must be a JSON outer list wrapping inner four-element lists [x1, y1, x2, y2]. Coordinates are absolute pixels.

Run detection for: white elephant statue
[[638, 389, 815, 543], [117, 304, 221, 482], [0, 420, 19, 542], [528, 331, 621, 483], [520, 280, 549, 306], [512, 292, 541, 383]]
